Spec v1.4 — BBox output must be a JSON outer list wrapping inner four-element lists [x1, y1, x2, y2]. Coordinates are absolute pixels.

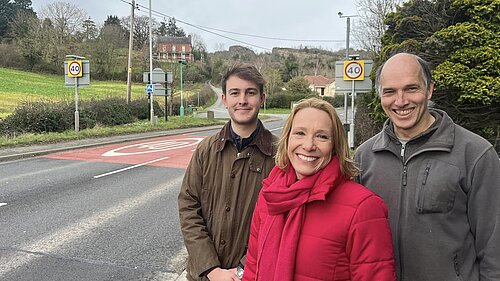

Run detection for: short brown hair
[[221, 63, 265, 95], [275, 98, 358, 178]]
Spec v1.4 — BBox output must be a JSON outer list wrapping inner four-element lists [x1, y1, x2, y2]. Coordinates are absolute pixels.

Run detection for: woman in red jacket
[[242, 98, 395, 281]]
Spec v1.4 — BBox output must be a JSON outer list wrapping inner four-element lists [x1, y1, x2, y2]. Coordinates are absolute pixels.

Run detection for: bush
[[82, 98, 134, 126], [1, 100, 74, 134], [0, 97, 156, 135], [267, 92, 317, 108], [322, 95, 350, 108]]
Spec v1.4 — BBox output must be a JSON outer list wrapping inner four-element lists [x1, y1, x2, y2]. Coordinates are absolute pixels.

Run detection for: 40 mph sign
[[343, 60, 365, 81], [67, 60, 83, 78]]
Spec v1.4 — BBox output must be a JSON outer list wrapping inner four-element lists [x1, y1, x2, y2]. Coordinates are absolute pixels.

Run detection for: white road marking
[[269, 127, 283, 132], [93, 156, 170, 179], [0, 203, 7, 207], [0, 176, 184, 277], [102, 138, 203, 157]]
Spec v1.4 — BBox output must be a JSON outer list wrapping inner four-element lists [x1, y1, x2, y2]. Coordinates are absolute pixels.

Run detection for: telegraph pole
[[126, 0, 135, 104]]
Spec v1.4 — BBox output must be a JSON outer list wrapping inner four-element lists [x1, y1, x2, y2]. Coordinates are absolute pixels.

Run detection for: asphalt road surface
[[0, 120, 284, 281]]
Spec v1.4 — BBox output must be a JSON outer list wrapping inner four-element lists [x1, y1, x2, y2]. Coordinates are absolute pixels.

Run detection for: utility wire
[[132, 1, 271, 50], [119, 0, 346, 50]]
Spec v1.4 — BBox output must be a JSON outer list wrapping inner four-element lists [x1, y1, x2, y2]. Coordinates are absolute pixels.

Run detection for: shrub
[[2, 100, 74, 134], [322, 95, 351, 108], [267, 92, 317, 108], [82, 98, 134, 126], [0, 97, 156, 136]]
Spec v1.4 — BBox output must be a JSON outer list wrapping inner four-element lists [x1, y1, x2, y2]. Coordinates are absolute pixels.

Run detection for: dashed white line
[[93, 156, 169, 179], [0, 203, 7, 207]]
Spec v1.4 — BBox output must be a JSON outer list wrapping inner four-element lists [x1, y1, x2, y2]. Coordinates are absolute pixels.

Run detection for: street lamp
[[337, 12, 358, 60], [179, 59, 187, 118], [338, 11, 358, 148], [338, 11, 358, 123]]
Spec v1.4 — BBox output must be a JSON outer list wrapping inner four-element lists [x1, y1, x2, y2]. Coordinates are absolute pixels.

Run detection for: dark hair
[[221, 63, 265, 94], [375, 53, 433, 96]]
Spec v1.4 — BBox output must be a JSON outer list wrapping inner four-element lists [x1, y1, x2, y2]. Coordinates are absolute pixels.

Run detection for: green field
[[0, 67, 202, 119], [0, 67, 145, 118], [0, 67, 221, 147]]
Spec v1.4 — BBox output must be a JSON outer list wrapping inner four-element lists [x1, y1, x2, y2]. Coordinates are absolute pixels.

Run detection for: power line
[[132, 1, 271, 50], [119, 0, 347, 50]]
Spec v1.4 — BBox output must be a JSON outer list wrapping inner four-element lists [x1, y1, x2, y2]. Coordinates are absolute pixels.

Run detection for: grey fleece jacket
[[354, 109, 500, 281]]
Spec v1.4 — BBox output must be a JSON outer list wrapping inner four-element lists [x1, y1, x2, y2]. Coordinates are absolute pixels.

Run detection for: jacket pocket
[[415, 159, 460, 213]]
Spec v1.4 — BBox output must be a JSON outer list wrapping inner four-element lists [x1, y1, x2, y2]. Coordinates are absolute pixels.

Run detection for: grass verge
[[0, 116, 224, 147]]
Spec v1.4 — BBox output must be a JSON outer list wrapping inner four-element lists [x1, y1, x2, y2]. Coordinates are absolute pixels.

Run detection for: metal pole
[[148, 0, 154, 123], [180, 62, 184, 118], [74, 77, 79, 132], [165, 83, 168, 121], [344, 16, 350, 124], [350, 79, 355, 148], [126, 0, 135, 104], [346, 17, 350, 60]]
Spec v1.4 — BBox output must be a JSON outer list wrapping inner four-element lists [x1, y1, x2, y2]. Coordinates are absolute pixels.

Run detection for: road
[[0, 120, 285, 281], [195, 83, 229, 119]]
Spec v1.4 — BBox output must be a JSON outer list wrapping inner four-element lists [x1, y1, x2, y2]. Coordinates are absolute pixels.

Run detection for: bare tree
[[122, 15, 158, 50], [39, 1, 87, 45], [353, 0, 403, 59], [254, 54, 270, 73], [190, 33, 207, 61]]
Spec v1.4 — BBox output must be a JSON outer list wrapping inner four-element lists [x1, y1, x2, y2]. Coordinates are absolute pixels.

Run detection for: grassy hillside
[[0, 67, 148, 118]]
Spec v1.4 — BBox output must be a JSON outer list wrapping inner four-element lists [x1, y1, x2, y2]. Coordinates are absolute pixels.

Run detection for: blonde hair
[[275, 97, 358, 178]]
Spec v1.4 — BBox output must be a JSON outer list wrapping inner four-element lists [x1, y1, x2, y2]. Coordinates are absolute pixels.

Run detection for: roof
[[304, 75, 332, 87], [157, 36, 191, 44]]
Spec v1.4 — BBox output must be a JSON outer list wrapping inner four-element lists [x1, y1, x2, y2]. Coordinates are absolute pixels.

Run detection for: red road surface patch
[[43, 134, 205, 169]]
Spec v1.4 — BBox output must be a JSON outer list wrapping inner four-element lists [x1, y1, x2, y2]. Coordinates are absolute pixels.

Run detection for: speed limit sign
[[68, 60, 83, 78], [343, 60, 365, 81]]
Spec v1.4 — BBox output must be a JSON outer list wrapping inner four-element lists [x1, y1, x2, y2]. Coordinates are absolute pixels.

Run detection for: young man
[[354, 53, 500, 280], [178, 63, 277, 281]]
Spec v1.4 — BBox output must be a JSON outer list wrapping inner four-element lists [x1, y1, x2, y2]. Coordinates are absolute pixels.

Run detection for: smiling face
[[222, 75, 264, 128], [379, 54, 435, 140], [287, 107, 333, 180]]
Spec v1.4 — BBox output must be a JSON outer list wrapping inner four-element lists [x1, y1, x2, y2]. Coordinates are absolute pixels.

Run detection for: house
[[156, 35, 194, 62], [304, 75, 336, 96]]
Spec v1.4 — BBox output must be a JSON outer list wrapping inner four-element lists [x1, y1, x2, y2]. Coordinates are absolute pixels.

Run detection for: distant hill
[[208, 45, 369, 79]]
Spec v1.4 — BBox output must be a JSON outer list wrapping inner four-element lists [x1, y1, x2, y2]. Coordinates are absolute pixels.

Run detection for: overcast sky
[[31, 0, 360, 53]]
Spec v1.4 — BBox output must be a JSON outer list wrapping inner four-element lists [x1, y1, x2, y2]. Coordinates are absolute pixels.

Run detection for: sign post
[[143, 68, 172, 121], [343, 59, 365, 148], [65, 55, 89, 132]]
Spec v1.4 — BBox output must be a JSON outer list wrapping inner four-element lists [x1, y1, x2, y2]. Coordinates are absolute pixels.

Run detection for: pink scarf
[[256, 156, 345, 281]]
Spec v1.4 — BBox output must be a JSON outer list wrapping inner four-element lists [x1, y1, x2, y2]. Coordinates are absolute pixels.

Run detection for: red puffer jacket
[[243, 179, 396, 281]]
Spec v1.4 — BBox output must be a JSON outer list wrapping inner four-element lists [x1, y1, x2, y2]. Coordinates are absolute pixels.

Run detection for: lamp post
[[338, 11, 358, 148], [338, 12, 358, 123], [179, 60, 186, 118]]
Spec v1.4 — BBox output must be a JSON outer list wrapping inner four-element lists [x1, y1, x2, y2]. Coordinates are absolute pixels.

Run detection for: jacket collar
[[215, 120, 274, 156], [372, 109, 454, 152]]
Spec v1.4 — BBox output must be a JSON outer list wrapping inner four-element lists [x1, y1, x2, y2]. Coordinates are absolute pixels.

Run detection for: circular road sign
[[68, 60, 83, 78], [344, 61, 364, 80]]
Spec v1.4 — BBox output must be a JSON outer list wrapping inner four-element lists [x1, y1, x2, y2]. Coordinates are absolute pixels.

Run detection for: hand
[[207, 267, 239, 281]]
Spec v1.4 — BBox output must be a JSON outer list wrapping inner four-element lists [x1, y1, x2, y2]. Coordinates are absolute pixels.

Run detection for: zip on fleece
[[398, 143, 407, 281]]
